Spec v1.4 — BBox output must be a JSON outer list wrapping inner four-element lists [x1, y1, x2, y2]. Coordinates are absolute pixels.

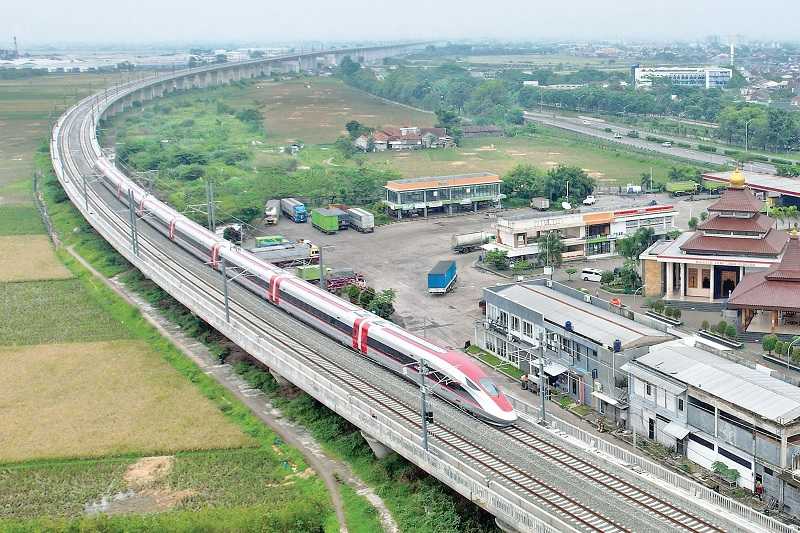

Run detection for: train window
[[464, 379, 480, 391], [479, 378, 500, 397]]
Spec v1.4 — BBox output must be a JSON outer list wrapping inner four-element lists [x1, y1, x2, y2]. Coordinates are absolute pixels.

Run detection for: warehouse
[[623, 338, 800, 511], [382, 172, 503, 219], [476, 279, 671, 424]]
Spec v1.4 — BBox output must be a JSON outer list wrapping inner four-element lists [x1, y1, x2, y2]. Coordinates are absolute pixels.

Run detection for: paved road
[[524, 111, 777, 175]]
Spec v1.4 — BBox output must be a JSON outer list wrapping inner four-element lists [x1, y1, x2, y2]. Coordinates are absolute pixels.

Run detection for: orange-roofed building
[[383, 172, 504, 218]]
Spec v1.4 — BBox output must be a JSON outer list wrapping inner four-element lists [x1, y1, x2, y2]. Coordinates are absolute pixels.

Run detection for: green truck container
[[255, 235, 289, 248], [665, 181, 699, 196], [312, 208, 343, 234], [296, 264, 321, 281]]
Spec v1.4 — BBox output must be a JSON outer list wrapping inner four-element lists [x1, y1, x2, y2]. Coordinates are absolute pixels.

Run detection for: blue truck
[[281, 197, 307, 223], [428, 260, 457, 294]]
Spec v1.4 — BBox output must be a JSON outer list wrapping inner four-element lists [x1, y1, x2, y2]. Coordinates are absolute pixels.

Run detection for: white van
[[581, 268, 603, 282]]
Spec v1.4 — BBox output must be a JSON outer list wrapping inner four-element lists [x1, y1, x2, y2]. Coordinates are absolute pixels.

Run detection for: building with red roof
[[728, 230, 800, 336], [641, 169, 788, 302]]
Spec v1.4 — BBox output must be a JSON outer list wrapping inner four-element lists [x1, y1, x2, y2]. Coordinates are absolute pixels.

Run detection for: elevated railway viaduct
[[50, 44, 789, 533]]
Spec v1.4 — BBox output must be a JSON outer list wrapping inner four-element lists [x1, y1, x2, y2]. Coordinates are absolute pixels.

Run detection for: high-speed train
[[93, 156, 517, 426]]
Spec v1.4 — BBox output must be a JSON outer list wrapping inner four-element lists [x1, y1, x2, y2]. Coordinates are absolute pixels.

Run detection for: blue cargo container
[[428, 260, 457, 294]]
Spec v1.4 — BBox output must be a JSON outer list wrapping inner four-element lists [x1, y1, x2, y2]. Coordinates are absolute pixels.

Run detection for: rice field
[[0, 340, 256, 463], [0, 235, 72, 282], [0, 206, 44, 235]]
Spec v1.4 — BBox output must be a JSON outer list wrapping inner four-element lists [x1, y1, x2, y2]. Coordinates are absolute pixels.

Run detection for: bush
[[701, 320, 710, 331], [725, 324, 738, 339], [600, 271, 615, 285], [762, 334, 778, 354], [673, 308, 681, 321], [697, 144, 717, 153], [663, 307, 674, 318], [717, 320, 728, 336], [723, 149, 741, 157], [652, 300, 665, 314], [675, 142, 691, 148], [776, 341, 786, 356]]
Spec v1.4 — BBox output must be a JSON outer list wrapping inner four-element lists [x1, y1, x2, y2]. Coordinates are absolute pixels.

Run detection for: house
[[357, 126, 453, 152], [462, 125, 504, 138]]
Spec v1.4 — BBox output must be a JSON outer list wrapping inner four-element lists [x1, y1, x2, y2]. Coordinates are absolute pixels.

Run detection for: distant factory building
[[632, 66, 732, 89], [704, 169, 800, 206], [382, 172, 503, 219], [477, 279, 672, 425]]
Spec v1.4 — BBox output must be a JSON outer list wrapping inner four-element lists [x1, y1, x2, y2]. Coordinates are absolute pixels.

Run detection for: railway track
[[52, 78, 753, 533]]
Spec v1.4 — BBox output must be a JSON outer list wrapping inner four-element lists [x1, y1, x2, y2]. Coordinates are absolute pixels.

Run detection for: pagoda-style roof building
[[729, 231, 800, 335], [729, 231, 800, 312], [680, 169, 787, 258], [640, 169, 788, 302]]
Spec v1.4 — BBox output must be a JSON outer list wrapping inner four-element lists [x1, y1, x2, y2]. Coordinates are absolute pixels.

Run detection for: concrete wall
[[643, 259, 663, 297]]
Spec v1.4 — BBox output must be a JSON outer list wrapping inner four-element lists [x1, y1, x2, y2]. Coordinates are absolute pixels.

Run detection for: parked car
[[613, 132, 623, 139], [581, 268, 603, 282], [662, 141, 672, 148], [582, 195, 597, 206]]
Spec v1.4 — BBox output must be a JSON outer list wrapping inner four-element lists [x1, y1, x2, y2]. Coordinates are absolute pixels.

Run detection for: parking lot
[[263, 192, 714, 348]]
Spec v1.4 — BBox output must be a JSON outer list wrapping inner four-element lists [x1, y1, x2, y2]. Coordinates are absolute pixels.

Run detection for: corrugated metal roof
[[621, 362, 687, 394], [489, 283, 670, 349], [635, 339, 800, 424]]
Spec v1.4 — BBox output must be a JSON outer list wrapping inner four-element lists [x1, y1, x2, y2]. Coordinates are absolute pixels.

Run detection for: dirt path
[[65, 247, 399, 533]]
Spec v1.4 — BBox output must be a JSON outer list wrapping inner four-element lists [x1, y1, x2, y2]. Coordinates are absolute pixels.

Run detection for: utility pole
[[221, 257, 230, 323], [127, 189, 139, 256], [419, 358, 431, 451], [538, 338, 547, 425], [205, 177, 216, 232]]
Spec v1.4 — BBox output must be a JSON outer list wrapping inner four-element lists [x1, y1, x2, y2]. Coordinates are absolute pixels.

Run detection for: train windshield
[[479, 378, 500, 397]]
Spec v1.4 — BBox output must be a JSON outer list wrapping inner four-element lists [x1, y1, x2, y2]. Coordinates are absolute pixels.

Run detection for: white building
[[484, 204, 676, 262], [633, 66, 732, 89]]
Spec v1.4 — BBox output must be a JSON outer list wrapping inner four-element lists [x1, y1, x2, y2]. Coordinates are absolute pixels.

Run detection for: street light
[[318, 245, 335, 291], [744, 118, 755, 153]]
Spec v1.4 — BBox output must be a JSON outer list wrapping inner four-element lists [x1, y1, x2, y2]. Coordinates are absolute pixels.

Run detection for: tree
[[338, 56, 361, 77], [536, 231, 564, 268], [701, 320, 710, 331], [434, 108, 461, 130], [345, 120, 367, 139], [343, 284, 361, 304], [484, 250, 508, 270], [502, 164, 542, 200], [566, 267, 577, 281], [222, 226, 242, 244], [725, 324, 738, 340], [700, 211, 708, 222], [368, 289, 396, 319], [512, 260, 531, 273], [334, 136, 358, 159], [616, 227, 655, 263], [359, 286, 376, 308], [688, 217, 699, 230], [762, 334, 778, 355]]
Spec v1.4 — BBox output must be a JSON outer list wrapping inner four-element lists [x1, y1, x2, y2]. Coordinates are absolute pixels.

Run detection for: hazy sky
[[5, 0, 800, 46]]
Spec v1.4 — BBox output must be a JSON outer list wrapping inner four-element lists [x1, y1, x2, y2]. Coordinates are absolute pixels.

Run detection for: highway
[[50, 53, 783, 532], [523, 110, 777, 175]]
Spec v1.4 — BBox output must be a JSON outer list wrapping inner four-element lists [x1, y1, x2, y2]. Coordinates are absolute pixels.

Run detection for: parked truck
[[264, 200, 281, 225], [529, 197, 550, 211], [428, 260, 457, 294], [281, 198, 307, 223], [346, 207, 375, 233], [249, 238, 319, 267], [312, 208, 348, 234], [451, 231, 494, 253]]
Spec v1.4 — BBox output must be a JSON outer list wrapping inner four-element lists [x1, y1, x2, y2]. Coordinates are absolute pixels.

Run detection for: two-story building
[[477, 279, 672, 424], [383, 172, 503, 219], [624, 338, 800, 512], [482, 203, 676, 262]]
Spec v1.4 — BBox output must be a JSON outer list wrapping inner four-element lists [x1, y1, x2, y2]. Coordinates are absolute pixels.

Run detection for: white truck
[[264, 200, 281, 225], [582, 195, 597, 206], [451, 231, 494, 253], [346, 207, 375, 233]]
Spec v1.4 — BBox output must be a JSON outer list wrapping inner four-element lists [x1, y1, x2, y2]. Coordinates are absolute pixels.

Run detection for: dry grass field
[[0, 340, 254, 462], [226, 77, 435, 144], [366, 135, 678, 184], [0, 235, 72, 282], [0, 72, 131, 206]]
